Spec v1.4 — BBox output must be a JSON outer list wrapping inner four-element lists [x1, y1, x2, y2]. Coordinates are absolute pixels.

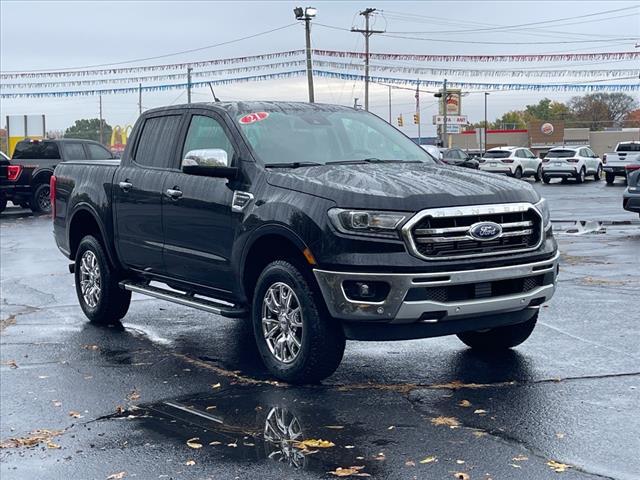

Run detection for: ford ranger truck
[[52, 102, 559, 383]]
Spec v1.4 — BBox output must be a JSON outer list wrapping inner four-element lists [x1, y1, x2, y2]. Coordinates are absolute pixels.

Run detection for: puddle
[[554, 221, 607, 235]]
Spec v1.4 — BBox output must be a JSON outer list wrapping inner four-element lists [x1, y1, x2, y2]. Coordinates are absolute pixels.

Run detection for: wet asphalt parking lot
[[1, 176, 638, 480]]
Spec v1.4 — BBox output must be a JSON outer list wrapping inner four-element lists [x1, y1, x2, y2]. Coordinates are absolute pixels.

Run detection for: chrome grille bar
[[414, 220, 533, 236]]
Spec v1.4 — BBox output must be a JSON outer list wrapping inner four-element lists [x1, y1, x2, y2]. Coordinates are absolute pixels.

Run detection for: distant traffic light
[[413, 113, 420, 124], [397, 115, 404, 127]]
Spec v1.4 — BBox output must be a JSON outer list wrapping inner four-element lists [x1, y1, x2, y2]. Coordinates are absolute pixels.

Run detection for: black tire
[[0, 198, 6, 213], [594, 165, 602, 181], [534, 165, 542, 182], [542, 175, 551, 184], [513, 167, 523, 179], [252, 260, 345, 384], [605, 172, 615, 185], [74, 235, 131, 325], [575, 167, 586, 184], [457, 313, 538, 350], [30, 183, 51, 214]]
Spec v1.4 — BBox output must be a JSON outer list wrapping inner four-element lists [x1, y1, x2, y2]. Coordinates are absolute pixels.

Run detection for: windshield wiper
[[265, 161, 323, 169], [326, 158, 421, 165]]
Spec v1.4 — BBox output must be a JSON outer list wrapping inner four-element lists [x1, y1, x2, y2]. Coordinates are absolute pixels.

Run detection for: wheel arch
[[68, 204, 120, 268]]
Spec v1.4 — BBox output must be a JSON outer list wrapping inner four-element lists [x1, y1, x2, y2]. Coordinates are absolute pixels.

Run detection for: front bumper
[[314, 251, 559, 323]]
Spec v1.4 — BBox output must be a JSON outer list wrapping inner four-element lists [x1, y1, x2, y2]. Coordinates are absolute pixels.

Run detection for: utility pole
[[442, 78, 448, 148], [98, 94, 103, 145], [351, 8, 384, 111], [187, 67, 192, 104], [388, 85, 392, 123], [138, 83, 142, 116], [484, 92, 490, 154], [294, 7, 317, 103]]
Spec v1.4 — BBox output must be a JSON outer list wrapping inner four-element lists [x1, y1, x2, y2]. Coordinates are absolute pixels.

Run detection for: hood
[[266, 162, 539, 211]]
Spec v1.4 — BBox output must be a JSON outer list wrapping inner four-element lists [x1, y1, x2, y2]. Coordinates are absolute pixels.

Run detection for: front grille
[[405, 274, 545, 303], [404, 203, 543, 260]]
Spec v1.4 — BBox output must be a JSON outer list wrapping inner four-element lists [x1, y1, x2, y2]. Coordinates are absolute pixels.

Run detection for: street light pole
[[294, 6, 317, 103], [442, 78, 448, 147], [484, 92, 490, 155]]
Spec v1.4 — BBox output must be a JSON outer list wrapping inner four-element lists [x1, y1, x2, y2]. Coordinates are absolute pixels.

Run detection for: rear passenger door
[[113, 113, 184, 273]]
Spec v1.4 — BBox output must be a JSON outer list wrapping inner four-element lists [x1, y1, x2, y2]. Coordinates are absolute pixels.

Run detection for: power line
[[378, 32, 639, 45], [2, 23, 298, 73]]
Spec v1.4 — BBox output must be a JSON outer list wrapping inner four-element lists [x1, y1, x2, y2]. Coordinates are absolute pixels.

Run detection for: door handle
[[119, 181, 132, 192], [166, 188, 183, 200]]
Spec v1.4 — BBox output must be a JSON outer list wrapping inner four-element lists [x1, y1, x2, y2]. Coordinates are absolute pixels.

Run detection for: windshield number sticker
[[239, 112, 269, 125]]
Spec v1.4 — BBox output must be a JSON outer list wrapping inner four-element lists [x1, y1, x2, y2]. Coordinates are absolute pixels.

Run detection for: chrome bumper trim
[[313, 252, 559, 322]]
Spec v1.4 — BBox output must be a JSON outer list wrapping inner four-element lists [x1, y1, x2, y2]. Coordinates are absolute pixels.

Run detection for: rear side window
[[86, 143, 113, 160], [62, 142, 86, 160], [12, 141, 61, 160], [134, 115, 182, 168], [616, 143, 640, 152]]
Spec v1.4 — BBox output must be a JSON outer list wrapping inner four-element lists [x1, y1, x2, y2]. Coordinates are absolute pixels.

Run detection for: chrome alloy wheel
[[261, 282, 303, 364], [263, 407, 305, 468], [79, 251, 101, 308]]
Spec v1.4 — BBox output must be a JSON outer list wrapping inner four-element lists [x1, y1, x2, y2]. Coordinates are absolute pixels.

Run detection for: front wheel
[[252, 260, 345, 384], [605, 172, 615, 185], [575, 167, 586, 184], [594, 165, 603, 181], [534, 165, 542, 182], [513, 167, 523, 179], [30, 183, 51, 214], [457, 313, 538, 350], [75, 236, 131, 325]]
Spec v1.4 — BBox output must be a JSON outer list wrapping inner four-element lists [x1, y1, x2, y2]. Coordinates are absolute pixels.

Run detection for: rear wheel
[[457, 313, 538, 350], [534, 165, 542, 182], [542, 175, 551, 184], [252, 260, 345, 384], [30, 183, 51, 214], [74, 235, 131, 325], [575, 167, 586, 184], [513, 167, 523, 179], [594, 165, 603, 181], [605, 172, 615, 185]]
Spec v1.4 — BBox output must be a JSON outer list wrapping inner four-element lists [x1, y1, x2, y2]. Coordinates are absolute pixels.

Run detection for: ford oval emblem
[[469, 221, 502, 241]]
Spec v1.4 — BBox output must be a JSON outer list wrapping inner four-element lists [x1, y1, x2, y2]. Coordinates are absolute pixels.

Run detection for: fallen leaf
[[126, 390, 140, 401], [186, 437, 203, 449], [4, 360, 18, 369], [227, 441, 238, 448], [345, 445, 355, 449], [52, 400, 62, 408], [328, 466, 370, 477], [510, 464, 522, 468], [512, 455, 528, 462], [0, 429, 64, 449], [430, 416, 460, 428], [473, 409, 487, 414], [209, 441, 221, 446], [387, 426, 395, 430], [458, 400, 472, 407], [555, 432, 565, 439], [185, 459, 196, 466], [547, 460, 571, 472], [211, 383, 221, 389], [106, 472, 126, 480], [82, 344, 99, 351], [419, 456, 437, 464], [324, 425, 344, 429], [294, 439, 335, 449], [46, 441, 61, 449], [454, 473, 470, 480], [373, 452, 386, 461], [68, 411, 83, 419], [205, 406, 217, 411], [405, 460, 416, 467], [471, 430, 487, 438], [115, 405, 125, 415], [456, 459, 465, 464]]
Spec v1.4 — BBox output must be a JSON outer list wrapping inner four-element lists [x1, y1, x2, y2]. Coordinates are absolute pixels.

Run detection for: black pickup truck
[[53, 102, 558, 383], [0, 138, 114, 213]]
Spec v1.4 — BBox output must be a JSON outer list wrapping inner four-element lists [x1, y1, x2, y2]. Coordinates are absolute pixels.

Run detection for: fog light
[[343, 280, 390, 302]]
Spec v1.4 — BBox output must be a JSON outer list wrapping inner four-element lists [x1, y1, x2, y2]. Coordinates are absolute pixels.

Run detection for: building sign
[[528, 120, 564, 146], [110, 125, 133, 154], [433, 115, 468, 125], [439, 89, 462, 116], [6, 114, 46, 156]]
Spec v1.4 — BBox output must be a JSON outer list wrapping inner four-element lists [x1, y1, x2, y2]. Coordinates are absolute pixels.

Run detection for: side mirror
[[181, 149, 238, 179]]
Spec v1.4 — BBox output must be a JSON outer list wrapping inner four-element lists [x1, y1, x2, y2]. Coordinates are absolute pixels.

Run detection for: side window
[[63, 142, 86, 160], [182, 115, 235, 161], [134, 115, 182, 169], [588, 148, 598, 158], [525, 149, 535, 158], [515, 150, 524, 158], [86, 143, 113, 160]]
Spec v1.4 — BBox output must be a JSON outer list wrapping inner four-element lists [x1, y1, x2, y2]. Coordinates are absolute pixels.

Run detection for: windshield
[[483, 151, 511, 159], [236, 107, 434, 166], [547, 149, 577, 158], [617, 143, 640, 152]]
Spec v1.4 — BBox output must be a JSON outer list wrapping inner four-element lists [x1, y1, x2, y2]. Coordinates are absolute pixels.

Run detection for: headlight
[[534, 198, 551, 229], [328, 208, 407, 238]]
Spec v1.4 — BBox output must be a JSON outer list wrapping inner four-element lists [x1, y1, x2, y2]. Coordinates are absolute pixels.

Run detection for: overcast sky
[[1, 0, 639, 137]]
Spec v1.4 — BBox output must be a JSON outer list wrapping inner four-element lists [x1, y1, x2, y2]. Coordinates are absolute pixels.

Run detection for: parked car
[[623, 167, 640, 218], [53, 102, 558, 383], [603, 141, 640, 184], [3, 138, 114, 213], [479, 146, 542, 180], [541, 146, 603, 184], [440, 148, 480, 169]]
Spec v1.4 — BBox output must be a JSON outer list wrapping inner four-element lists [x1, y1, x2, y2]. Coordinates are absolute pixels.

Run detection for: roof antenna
[[208, 82, 220, 102]]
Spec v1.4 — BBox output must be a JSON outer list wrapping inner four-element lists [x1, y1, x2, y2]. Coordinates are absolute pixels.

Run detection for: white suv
[[542, 146, 603, 184], [479, 147, 542, 181]]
